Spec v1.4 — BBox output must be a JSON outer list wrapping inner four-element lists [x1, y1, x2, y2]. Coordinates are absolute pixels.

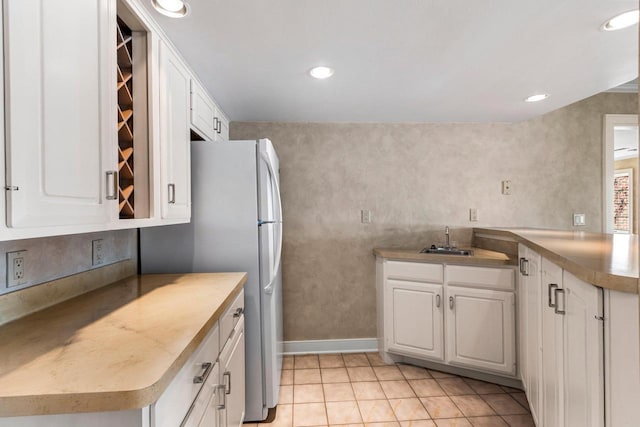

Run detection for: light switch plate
[[469, 208, 478, 222], [573, 213, 586, 226], [501, 180, 512, 195], [361, 209, 372, 224], [7, 250, 27, 288]]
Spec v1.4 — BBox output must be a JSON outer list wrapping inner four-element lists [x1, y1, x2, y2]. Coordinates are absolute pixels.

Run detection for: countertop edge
[[372, 247, 517, 267], [0, 273, 248, 417], [473, 228, 639, 294]]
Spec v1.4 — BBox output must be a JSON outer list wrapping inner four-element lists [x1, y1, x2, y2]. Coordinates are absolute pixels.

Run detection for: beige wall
[[614, 157, 639, 234], [231, 92, 637, 341]]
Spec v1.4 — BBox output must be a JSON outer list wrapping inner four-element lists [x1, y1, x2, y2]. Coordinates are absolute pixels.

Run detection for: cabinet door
[[445, 286, 515, 375], [562, 271, 603, 427], [524, 249, 543, 424], [385, 279, 444, 361], [191, 80, 216, 140], [541, 258, 564, 427], [517, 245, 528, 385], [158, 40, 191, 220], [4, 0, 115, 228], [198, 362, 222, 427], [220, 316, 245, 427]]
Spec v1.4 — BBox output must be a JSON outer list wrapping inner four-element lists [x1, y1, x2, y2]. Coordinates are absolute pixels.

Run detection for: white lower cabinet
[[519, 248, 604, 427], [379, 259, 516, 378], [385, 279, 444, 361], [218, 316, 246, 427], [519, 244, 542, 425], [445, 286, 515, 375]]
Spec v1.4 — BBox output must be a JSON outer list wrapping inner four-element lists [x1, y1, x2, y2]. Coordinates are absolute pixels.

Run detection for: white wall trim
[[284, 338, 378, 355]]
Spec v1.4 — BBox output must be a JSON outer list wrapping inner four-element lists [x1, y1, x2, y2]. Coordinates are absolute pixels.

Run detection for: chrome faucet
[[445, 226, 450, 248]]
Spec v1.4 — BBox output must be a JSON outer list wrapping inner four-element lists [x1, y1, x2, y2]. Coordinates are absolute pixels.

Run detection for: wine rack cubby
[[117, 17, 135, 218]]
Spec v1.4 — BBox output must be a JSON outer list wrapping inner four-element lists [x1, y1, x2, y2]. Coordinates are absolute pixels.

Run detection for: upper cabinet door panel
[[158, 40, 191, 220], [190, 79, 216, 140], [4, 0, 114, 227]]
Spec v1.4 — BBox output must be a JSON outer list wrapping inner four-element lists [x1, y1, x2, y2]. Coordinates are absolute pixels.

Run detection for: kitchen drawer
[[153, 323, 220, 427], [447, 265, 515, 291], [220, 289, 244, 346], [385, 260, 443, 283]]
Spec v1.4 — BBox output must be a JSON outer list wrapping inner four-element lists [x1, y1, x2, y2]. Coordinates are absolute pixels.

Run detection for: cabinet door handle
[[522, 259, 529, 276], [435, 294, 441, 308], [214, 117, 219, 133], [548, 283, 558, 308], [168, 183, 176, 204], [449, 296, 454, 310], [233, 307, 244, 318], [106, 171, 118, 200], [223, 371, 231, 395], [217, 118, 222, 133], [554, 288, 566, 315], [193, 362, 213, 384], [216, 384, 227, 410]]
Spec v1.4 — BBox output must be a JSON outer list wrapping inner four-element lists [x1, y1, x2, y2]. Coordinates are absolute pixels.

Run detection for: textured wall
[[231, 92, 638, 341], [0, 230, 137, 295]]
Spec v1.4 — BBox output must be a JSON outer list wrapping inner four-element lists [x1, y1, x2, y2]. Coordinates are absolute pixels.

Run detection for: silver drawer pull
[[548, 283, 558, 308], [435, 294, 441, 308], [449, 296, 454, 310], [233, 307, 244, 318], [223, 371, 231, 395], [519, 257, 525, 274], [168, 183, 176, 204], [522, 259, 529, 276], [216, 384, 227, 410], [554, 288, 566, 315], [193, 362, 213, 384]]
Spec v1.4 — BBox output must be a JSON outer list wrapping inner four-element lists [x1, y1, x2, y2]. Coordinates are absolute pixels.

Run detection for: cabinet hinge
[[5, 186, 19, 191]]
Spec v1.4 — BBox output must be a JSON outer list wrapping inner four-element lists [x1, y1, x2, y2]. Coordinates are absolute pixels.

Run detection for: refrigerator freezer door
[[258, 139, 283, 409]]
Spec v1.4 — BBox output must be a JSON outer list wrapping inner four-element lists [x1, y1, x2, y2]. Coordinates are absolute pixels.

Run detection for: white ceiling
[[140, 0, 638, 123]]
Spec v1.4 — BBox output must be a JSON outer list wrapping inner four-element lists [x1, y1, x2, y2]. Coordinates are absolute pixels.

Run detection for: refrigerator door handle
[[261, 151, 283, 295]]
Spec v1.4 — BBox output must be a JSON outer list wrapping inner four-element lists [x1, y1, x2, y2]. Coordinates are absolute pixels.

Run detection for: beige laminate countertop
[[474, 228, 639, 294], [373, 247, 516, 266], [0, 272, 247, 417]]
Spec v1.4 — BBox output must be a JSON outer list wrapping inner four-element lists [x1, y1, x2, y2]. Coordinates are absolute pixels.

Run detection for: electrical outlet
[[361, 209, 372, 224], [502, 180, 512, 195], [573, 213, 586, 227], [7, 250, 27, 288], [92, 239, 104, 266], [469, 208, 478, 222]]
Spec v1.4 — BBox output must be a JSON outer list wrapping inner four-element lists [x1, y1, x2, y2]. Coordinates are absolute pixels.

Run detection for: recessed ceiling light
[[602, 10, 639, 31], [151, 0, 190, 18], [309, 66, 334, 79], [524, 93, 549, 103]]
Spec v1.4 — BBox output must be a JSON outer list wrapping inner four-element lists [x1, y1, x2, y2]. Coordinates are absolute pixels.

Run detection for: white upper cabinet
[[190, 79, 217, 140], [4, 0, 115, 228], [158, 39, 191, 220]]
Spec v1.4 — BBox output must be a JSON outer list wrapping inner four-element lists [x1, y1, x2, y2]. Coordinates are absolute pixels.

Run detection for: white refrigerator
[[139, 139, 283, 422]]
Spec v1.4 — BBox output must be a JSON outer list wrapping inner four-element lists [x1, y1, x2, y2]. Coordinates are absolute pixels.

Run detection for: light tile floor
[[244, 353, 535, 427]]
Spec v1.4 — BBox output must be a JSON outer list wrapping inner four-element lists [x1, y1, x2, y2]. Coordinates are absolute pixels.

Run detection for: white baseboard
[[284, 338, 378, 355]]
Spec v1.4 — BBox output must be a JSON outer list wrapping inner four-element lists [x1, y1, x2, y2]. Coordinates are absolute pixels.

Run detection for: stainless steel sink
[[420, 246, 474, 256]]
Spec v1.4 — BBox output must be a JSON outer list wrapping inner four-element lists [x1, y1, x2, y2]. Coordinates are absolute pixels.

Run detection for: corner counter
[[0, 272, 246, 417], [473, 228, 639, 294], [373, 247, 516, 267]]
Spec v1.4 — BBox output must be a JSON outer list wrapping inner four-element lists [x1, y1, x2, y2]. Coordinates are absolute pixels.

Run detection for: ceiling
[[140, 0, 639, 123]]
